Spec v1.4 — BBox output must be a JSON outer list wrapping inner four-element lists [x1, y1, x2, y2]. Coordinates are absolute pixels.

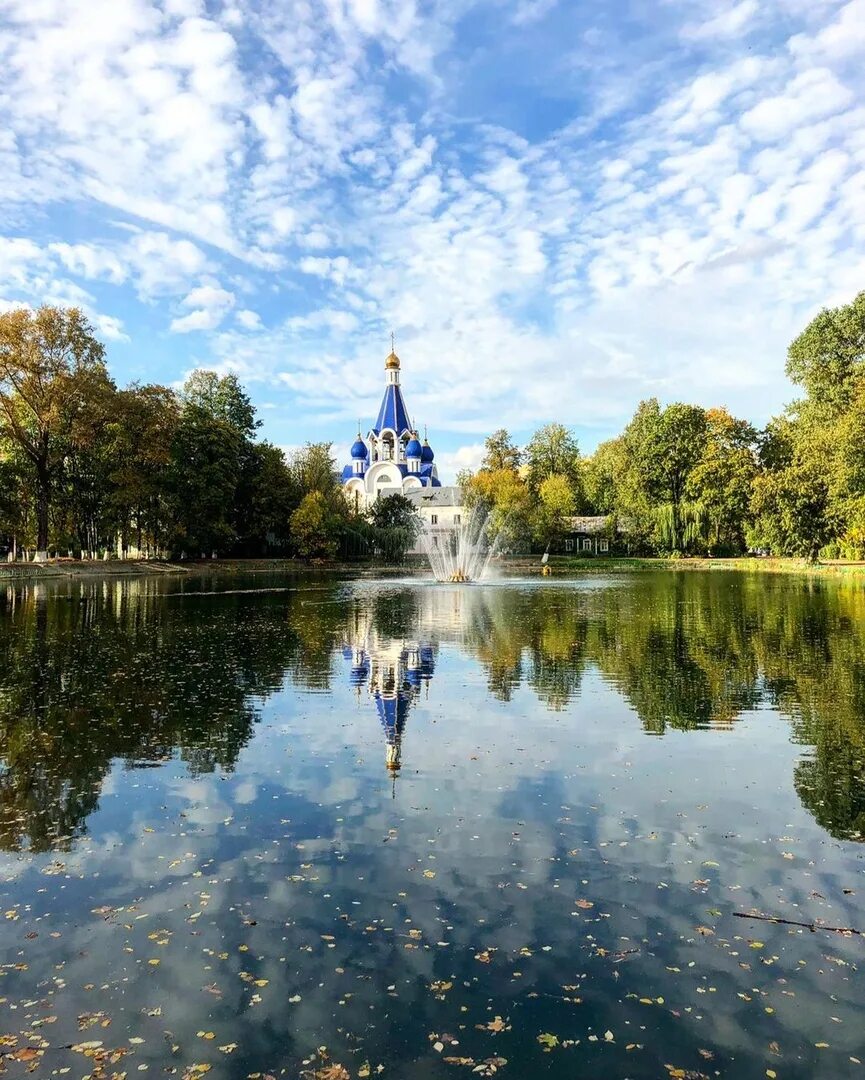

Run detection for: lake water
[[1, 570, 864, 1079]]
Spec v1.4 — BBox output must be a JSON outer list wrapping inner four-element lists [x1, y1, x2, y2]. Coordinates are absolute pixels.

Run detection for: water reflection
[[3, 573, 865, 847], [343, 623, 436, 776], [1, 572, 865, 1079]]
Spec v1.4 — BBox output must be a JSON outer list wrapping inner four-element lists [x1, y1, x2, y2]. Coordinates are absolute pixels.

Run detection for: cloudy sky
[[1, 0, 863, 479]]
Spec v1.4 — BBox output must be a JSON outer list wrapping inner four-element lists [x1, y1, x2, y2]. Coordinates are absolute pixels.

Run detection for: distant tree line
[[4, 293, 865, 562], [460, 290, 865, 559], [0, 306, 419, 561]]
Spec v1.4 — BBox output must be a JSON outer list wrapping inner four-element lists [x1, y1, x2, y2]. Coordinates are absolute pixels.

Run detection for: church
[[341, 343, 442, 510]]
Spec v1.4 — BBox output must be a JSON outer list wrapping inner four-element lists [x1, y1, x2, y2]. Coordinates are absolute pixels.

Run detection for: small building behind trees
[[555, 515, 622, 556]]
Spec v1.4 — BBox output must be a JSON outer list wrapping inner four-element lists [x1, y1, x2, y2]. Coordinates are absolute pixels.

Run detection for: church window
[[453, 514, 461, 525], [431, 514, 438, 525]]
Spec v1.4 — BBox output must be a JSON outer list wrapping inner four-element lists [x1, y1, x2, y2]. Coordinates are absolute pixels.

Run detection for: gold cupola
[[385, 331, 400, 371]]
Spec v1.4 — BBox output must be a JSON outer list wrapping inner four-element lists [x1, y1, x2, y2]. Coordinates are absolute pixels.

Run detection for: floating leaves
[[477, 1016, 510, 1034]]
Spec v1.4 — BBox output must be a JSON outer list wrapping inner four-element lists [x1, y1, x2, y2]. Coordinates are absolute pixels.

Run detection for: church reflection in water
[[341, 604, 448, 776], [344, 638, 436, 774], [339, 585, 483, 776]]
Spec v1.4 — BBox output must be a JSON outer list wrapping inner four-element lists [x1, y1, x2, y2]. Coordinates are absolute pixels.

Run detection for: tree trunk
[[35, 469, 49, 557]]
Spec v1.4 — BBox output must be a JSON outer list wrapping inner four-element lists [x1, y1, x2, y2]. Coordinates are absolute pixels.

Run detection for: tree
[[481, 429, 522, 472], [786, 291, 865, 411], [0, 439, 33, 556], [183, 370, 259, 438], [750, 416, 835, 560], [367, 493, 421, 562], [525, 423, 581, 492], [106, 385, 180, 555], [0, 307, 110, 554], [236, 442, 299, 554], [464, 466, 533, 549], [624, 399, 708, 553], [290, 491, 340, 558], [535, 473, 575, 546], [687, 408, 757, 553], [291, 443, 340, 500], [167, 403, 244, 555], [582, 438, 628, 516], [368, 493, 420, 533]]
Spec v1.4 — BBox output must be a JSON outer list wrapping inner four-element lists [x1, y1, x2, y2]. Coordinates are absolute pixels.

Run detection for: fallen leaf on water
[[479, 1016, 510, 1034], [315, 1066, 350, 1080]]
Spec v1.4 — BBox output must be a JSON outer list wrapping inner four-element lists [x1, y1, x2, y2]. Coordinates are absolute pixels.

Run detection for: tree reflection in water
[[2, 571, 865, 851]]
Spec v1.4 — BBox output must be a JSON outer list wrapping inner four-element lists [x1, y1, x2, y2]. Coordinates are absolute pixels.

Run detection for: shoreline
[[4, 554, 865, 582]]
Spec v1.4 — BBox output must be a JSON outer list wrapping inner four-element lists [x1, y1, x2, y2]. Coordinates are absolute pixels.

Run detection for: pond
[[0, 570, 863, 1078]]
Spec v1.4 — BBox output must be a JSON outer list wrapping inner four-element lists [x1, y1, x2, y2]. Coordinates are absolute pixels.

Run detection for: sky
[[1, 0, 863, 481]]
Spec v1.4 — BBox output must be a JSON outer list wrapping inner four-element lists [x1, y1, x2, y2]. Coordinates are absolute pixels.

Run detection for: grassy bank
[[532, 555, 865, 576], [5, 553, 865, 582], [0, 559, 188, 580]]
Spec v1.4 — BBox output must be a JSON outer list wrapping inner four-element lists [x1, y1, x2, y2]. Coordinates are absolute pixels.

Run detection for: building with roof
[[341, 344, 440, 511]]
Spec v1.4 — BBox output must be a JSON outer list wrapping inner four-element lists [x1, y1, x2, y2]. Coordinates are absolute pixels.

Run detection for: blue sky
[[1, 0, 863, 480]]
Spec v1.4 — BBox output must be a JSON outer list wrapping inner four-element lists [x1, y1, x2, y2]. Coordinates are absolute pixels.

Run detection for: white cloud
[[681, 0, 759, 41], [48, 242, 127, 284], [236, 308, 262, 330], [0, 0, 862, 448], [170, 282, 235, 333], [435, 443, 486, 482], [511, 0, 559, 26], [93, 312, 130, 341], [790, 0, 865, 61], [741, 68, 853, 141]]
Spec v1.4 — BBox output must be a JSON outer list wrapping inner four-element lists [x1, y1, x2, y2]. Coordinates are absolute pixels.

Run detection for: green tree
[[525, 423, 581, 493], [687, 407, 757, 553], [786, 291, 865, 410], [481, 429, 522, 472], [183, 370, 259, 438], [582, 438, 626, 516], [463, 466, 533, 549], [290, 491, 340, 558], [167, 403, 244, 555], [0, 439, 33, 555], [535, 473, 576, 546], [236, 442, 299, 554], [0, 306, 110, 554], [367, 493, 421, 562], [291, 442, 340, 500], [624, 399, 708, 552]]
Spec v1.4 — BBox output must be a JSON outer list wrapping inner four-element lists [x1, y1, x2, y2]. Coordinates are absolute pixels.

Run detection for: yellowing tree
[[0, 306, 110, 556]]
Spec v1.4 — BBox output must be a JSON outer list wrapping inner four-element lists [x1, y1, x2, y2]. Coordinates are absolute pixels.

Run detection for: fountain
[[420, 505, 501, 583]]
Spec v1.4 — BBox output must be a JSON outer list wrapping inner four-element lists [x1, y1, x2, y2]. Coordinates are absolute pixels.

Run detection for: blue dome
[[351, 436, 368, 460], [421, 439, 434, 463], [406, 436, 422, 459]]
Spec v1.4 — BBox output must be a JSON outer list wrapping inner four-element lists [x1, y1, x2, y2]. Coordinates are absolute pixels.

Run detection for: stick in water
[[733, 911, 863, 935]]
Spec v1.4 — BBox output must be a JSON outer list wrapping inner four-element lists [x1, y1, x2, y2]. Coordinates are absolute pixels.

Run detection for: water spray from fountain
[[420, 504, 503, 583]]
